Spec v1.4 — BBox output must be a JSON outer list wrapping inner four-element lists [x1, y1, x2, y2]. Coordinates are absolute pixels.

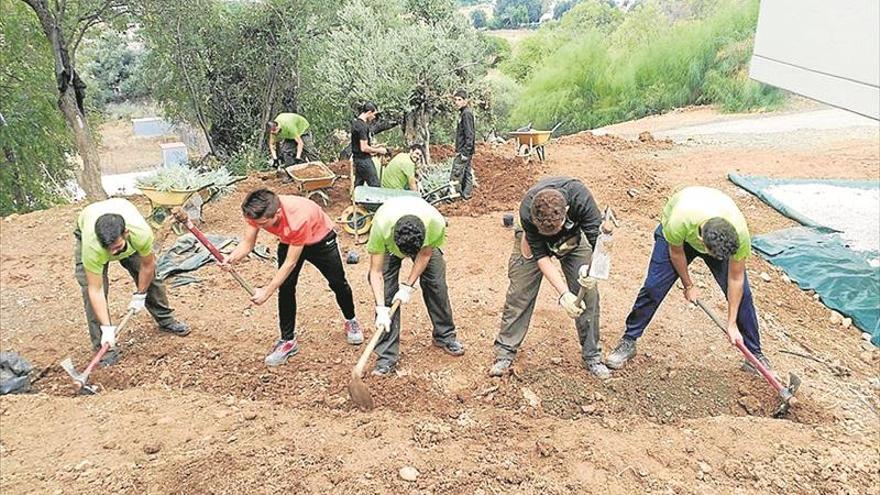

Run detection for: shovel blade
[[348, 377, 374, 411], [587, 235, 612, 280], [772, 373, 802, 418]]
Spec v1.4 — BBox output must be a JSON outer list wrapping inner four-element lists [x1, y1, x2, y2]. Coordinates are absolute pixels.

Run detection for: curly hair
[[393, 215, 426, 257], [530, 188, 567, 235], [702, 217, 739, 259]]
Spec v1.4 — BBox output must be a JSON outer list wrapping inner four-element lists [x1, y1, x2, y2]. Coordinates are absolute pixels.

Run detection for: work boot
[[371, 362, 395, 377], [264, 339, 300, 367], [606, 337, 637, 370], [489, 358, 512, 377], [741, 353, 772, 375], [433, 339, 465, 357], [345, 319, 364, 345], [585, 361, 612, 380], [160, 321, 191, 337], [99, 349, 121, 367]]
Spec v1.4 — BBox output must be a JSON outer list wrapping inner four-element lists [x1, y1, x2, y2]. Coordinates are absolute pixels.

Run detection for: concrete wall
[[750, 0, 879, 120]]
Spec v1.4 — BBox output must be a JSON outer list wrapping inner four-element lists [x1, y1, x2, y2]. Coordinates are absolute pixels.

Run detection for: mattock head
[[772, 372, 802, 418]]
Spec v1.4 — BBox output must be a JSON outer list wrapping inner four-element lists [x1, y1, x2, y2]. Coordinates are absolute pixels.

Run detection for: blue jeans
[[623, 225, 762, 354]]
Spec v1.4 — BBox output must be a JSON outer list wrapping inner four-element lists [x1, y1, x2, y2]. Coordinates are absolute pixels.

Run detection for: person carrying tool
[[75, 198, 190, 366], [489, 177, 612, 379], [267, 112, 319, 168], [379, 144, 423, 191], [366, 196, 464, 376], [351, 102, 389, 187], [606, 186, 770, 373], [449, 89, 476, 199], [221, 188, 363, 366]]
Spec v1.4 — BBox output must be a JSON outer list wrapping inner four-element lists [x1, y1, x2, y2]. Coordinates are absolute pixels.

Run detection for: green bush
[[509, 0, 785, 132]]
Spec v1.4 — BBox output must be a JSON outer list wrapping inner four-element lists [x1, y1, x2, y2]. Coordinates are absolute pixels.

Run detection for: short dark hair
[[266, 120, 279, 132], [359, 101, 378, 114], [530, 189, 567, 234], [702, 217, 739, 259], [409, 143, 423, 153], [393, 215, 425, 257], [453, 89, 468, 99], [95, 213, 126, 248], [242, 188, 280, 220]]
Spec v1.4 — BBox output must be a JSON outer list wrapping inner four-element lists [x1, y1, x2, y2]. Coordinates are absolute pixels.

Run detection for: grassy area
[[500, 0, 785, 133]]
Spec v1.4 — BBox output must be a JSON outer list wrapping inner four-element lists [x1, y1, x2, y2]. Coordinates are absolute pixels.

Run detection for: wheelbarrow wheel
[[341, 205, 372, 236], [306, 190, 330, 207], [518, 144, 532, 164]]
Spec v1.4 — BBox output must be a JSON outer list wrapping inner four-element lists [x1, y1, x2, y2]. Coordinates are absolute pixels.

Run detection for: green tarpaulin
[[729, 173, 880, 346]]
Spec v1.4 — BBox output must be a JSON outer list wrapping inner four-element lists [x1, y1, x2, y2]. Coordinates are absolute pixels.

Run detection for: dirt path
[[1, 106, 878, 494]]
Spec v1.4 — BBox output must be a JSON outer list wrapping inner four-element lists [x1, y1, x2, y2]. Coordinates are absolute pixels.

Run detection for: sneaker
[[741, 353, 772, 375], [606, 337, 637, 370], [99, 349, 121, 367], [585, 361, 612, 380], [159, 321, 191, 337], [345, 319, 364, 345], [371, 362, 395, 377], [264, 339, 300, 367], [489, 358, 512, 377], [433, 339, 465, 357]]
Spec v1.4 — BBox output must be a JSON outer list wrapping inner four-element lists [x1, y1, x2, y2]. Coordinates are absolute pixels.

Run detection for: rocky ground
[[1, 105, 878, 494]]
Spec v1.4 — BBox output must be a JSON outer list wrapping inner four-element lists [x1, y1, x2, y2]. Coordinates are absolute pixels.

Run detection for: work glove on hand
[[100, 325, 118, 348], [375, 306, 392, 331], [558, 291, 586, 319], [128, 292, 147, 313], [392, 284, 416, 305], [577, 265, 591, 288]]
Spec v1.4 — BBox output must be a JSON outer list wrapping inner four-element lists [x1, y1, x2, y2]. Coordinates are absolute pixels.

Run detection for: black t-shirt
[[519, 176, 602, 259], [351, 118, 371, 160]]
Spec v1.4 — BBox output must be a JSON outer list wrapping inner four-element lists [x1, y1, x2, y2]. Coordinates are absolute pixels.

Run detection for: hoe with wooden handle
[[349, 301, 401, 411]]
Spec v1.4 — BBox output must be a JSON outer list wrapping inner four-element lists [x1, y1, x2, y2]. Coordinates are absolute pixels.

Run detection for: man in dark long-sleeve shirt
[[490, 177, 612, 379], [450, 89, 476, 199]]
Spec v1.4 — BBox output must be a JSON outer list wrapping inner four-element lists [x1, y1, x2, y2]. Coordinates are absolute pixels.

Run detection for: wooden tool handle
[[352, 301, 402, 379]]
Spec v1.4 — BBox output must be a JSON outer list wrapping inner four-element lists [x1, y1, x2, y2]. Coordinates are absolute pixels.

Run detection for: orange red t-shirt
[[246, 195, 333, 246]]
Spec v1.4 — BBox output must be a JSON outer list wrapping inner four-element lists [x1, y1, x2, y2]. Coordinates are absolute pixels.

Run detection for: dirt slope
[[1, 107, 878, 494]]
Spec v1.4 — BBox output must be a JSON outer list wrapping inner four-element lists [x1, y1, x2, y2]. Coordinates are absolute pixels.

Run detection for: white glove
[[375, 306, 392, 331], [100, 325, 117, 348], [577, 265, 591, 287], [558, 291, 586, 319], [128, 292, 147, 313], [392, 284, 416, 305]]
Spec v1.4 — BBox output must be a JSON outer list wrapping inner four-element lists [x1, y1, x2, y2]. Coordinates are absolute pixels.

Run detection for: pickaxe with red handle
[[696, 299, 801, 417], [172, 209, 255, 296]]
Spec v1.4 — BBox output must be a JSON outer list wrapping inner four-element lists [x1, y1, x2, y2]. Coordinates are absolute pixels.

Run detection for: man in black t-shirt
[[450, 89, 476, 199], [350, 102, 388, 187], [490, 177, 613, 380]]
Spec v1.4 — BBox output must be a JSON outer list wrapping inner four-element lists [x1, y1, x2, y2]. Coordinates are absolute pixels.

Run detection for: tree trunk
[[403, 105, 431, 163], [58, 89, 105, 200]]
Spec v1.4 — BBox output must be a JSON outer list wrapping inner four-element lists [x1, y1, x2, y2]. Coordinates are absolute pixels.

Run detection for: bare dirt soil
[[2, 106, 879, 494]]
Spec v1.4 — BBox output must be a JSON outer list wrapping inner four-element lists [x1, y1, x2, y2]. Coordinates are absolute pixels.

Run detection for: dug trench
[[1, 123, 876, 494]]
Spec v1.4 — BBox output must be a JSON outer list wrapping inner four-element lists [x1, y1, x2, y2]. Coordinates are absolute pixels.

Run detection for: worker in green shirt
[[74, 198, 190, 366], [606, 186, 769, 373], [377, 144, 423, 191], [267, 112, 318, 168], [366, 196, 464, 376]]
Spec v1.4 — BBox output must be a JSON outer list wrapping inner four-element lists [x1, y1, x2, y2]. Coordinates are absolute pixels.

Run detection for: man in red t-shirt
[[222, 188, 363, 366]]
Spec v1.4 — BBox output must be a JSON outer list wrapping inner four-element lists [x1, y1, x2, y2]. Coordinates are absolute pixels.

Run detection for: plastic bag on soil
[[0, 351, 33, 395]]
